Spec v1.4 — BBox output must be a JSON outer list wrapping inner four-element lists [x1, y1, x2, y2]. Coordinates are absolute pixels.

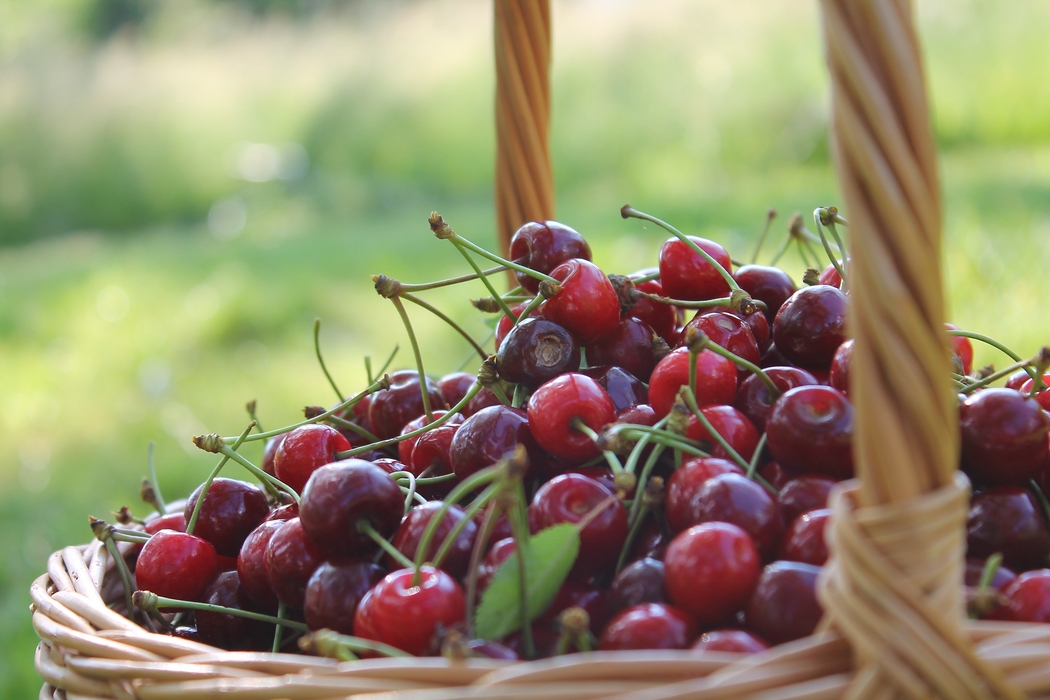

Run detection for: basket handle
[[494, 0, 555, 256]]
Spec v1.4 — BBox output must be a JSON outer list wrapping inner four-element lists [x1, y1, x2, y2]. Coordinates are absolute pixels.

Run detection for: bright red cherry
[[664, 522, 761, 627], [665, 457, 744, 534], [772, 285, 848, 370], [682, 312, 760, 376], [237, 519, 283, 611], [648, 347, 737, 418], [658, 236, 732, 302], [765, 385, 854, 479], [540, 259, 621, 345], [684, 405, 760, 463], [509, 221, 592, 295], [960, 388, 1050, 487], [144, 512, 186, 535], [945, 323, 974, 376], [274, 424, 352, 495], [527, 373, 616, 461], [734, 366, 818, 432], [136, 530, 218, 603], [353, 566, 466, 656], [598, 603, 697, 651], [397, 411, 459, 466], [628, 275, 678, 342], [993, 570, 1050, 622], [692, 629, 769, 653], [1019, 374, 1050, 412], [387, 501, 478, 579], [828, 339, 853, 397]]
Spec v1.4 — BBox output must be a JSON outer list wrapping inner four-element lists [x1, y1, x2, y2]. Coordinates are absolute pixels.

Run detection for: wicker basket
[[32, 1, 1050, 698]]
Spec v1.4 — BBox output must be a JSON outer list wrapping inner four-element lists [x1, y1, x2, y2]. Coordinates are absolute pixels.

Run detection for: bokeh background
[[3, 0, 1050, 693]]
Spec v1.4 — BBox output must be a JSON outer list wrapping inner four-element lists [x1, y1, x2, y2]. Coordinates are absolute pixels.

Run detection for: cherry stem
[[631, 270, 661, 285], [618, 443, 666, 574], [958, 357, 1037, 395], [464, 502, 503, 637], [271, 601, 287, 654], [620, 205, 739, 292], [978, 553, 1004, 593], [186, 422, 255, 536], [394, 472, 426, 511], [374, 343, 400, 379], [512, 383, 527, 410], [490, 382, 512, 406], [513, 292, 547, 328], [215, 442, 300, 504], [609, 424, 709, 458], [750, 209, 777, 264], [944, 329, 1046, 388], [451, 240, 517, 322], [358, 519, 414, 569], [432, 482, 500, 570], [299, 628, 411, 660], [813, 209, 848, 291], [688, 348, 698, 400], [796, 236, 818, 270], [397, 262, 514, 293], [1029, 480, 1050, 530], [623, 415, 670, 475], [133, 590, 309, 631], [431, 213, 556, 285], [146, 442, 165, 511], [635, 290, 765, 314], [401, 291, 488, 360], [335, 382, 485, 460], [91, 519, 137, 618], [697, 336, 780, 397], [314, 319, 346, 402], [107, 528, 152, 543], [507, 485, 534, 659], [389, 295, 434, 422], [678, 386, 750, 473], [747, 432, 768, 480], [768, 231, 792, 267], [571, 417, 624, 473], [324, 413, 382, 446], [246, 401, 264, 433]]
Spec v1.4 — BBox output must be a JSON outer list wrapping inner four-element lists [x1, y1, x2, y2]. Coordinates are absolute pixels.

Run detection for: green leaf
[[474, 524, 580, 640]]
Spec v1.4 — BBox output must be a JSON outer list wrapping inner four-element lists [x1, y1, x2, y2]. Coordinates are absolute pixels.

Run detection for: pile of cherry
[[107, 207, 1050, 661]]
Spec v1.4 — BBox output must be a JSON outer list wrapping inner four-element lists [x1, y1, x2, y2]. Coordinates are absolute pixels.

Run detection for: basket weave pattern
[[31, 0, 1050, 698]]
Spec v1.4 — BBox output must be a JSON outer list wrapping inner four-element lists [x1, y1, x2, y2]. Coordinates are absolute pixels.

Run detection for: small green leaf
[[474, 523, 580, 640]]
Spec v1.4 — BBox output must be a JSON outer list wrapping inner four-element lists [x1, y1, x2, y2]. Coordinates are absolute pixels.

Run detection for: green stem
[[136, 592, 309, 631], [507, 485, 534, 659], [615, 501, 651, 575], [218, 444, 300, 504], [618, 443, 666, 574], [813, 209, 848, 291], [146, 442, 165, 511], [186, 423, 254, 535], [449, 234, 556, 285], [432, 483, 500, 570], [401, 291, 488, 360], [358, 520, 414, 569], [978, 553, 1004, 593], [313, 318, 345, 402], [768, 231, 792, 267], [796, 236, 816, 269], [513, 292, 547, 327], [272, 601, 287, 654], [323, 413, 382, 446], [390, 295, 433, 422], [631, 270, 661, 285], [490, 383, 512, 406], [611, 425, 709, 458], [688, 348, 698, 400], [512, 383, 527, 409], [946, 330, 1042, 386], [750, 209, 776, 264], [571, 418, 624, 473], [747, 432, 768, 479], [451, 240, 517, 322], [703, 340, 780, 397], [465, 502, 503, 637], [622, 415, 669, 475], [679, 386, 749, 472], [398, 263, 513, 293], [958, 357, 1035, 394], [103, 537, 136, 618], [301, 629, 411, 660]]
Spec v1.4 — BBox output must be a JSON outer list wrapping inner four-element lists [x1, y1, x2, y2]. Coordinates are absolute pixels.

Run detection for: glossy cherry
[[237, 519, 283, 611], [304, 561, 386, 634], [261, 435, 284, 477], [745, 561, 822, 644], [682, 312, 760, 375], [692, 629, 769, 653], [144, 512, 186, 535], [438, 372, 477, 408], [628, 276, 678, 342], [388, 501, 478, 579], [540, 258, 621, 345], [494, 302, 529, 351], [772, 285, 848, 370], [776, 476, 835, 525], [496, 317, 581, 387], [1019, 374, 1050, 412], [353, 566, 466, 656], [778, 509, 830, 566], [527, 373, 616, 461], [960, 388, 1050, 487], [734, 366, 818, 432], [136, 530, 218, 603], [992, 570, 1050, 622], [368, 369, 447, 440], [585, 317, 658, 382], [648, 347, 737, 418], [195, 571, 274, 651], [765, 385, 854, 479], [684, 405, 760, 463], [450, 405, 540, 480], [509, 221, 592, 294], [579, 365, 649, 412], [966, 487, 1050, 572], [693, 473, 784, 561], [183, 478, 270, 558], [664, 522, 761, 626], [665, 457, 744, 534], [397, 411, 456, 466], [598, 603, 697, 651], [265, 517, 325, 609], [733, 265, 797, 323], [299, 460, 404, 559], [945, 323, 974, 376], [274, 424, 352, 495], [608, 558, 666, 614], [658, 236, 732, 302], [828, 338, 853, 396]]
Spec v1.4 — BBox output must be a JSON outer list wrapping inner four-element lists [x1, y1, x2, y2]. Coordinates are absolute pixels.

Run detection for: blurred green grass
[[3, 0, 1050, 694]]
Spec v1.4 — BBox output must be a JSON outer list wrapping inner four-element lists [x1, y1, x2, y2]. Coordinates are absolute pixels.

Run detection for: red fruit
[[628, 276, 678, 342], [274, 424, 352, 494], [776, 476, 835, 525], [967, 487, 1050, 572], [734, 366, 819, 432], [772, 285, 848, 370], [183, 478, 270, 557], [682, 312, 761, 376], [136, 530, 218, 603], [945, 323, 974, 376], [598, 603, 697, 651], [527, 373, 616, 461], [684, 405, 760, 463], [648, 347, 737, 418], [509, 221, 592, 295], [779, 509, 830, 566], [658, 236, 732, 302], [266, 517, 325, 609], [664, 522, 761, 626], [353, 566, 466, 656], [960, 388, 1050, 487], [745, 561, 822, 644], [397, 411, 459, 466], [733, 265, 797, 324], [144, 512, 186, 535], [494, 303, 529, 351], [993, 570, 1050, 622], [539, 581, 610, 635], [586, 318, 658, 383], [765, 385, 854, 479], [608, 558, 666, 614], [665, 457, 744, 534], [450, 405, 540, 480], [408, 424, 460, 494], [540, 259, 621, 345], [579, 365, 649, 412], [261, 435, 284, 477], [195, 571, 273, 651], [496, 317, 581, 387], [818, 262, 842, 288], [304, 561, 386, 634], [829, 339, 853, 396], [692, 629, 769, 654], [1019, 374, 1050, 412], [693, 473, 784, 561], [387, 501, 478, 579], [368, 370, 447, 440], [237, 519, 283, 611], [438, 372, 478, 408]]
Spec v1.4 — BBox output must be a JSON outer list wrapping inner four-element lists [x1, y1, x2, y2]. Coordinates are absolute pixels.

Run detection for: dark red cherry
[[759, 461, 791, 490], [237, 519, 283, 611], [628, 276, 678, 342], [496, 317, 581, 387], [683, 312, 760, 376], [963, 558, 1017, 590], [734, 366, 818, 432], [776, 476, 835, 525], [993, 570, 1050, 622], [665, 457, 744, 534], [772, 285, 848, 370], [829, 339, 853, 396], [608, 558, 666, 614], [539, 581, 610, 635], [438, 372, 477, 408], [509, 221, 592, 294], [266, 517, 325, 609], [766, 385, 854, 479], [494, 302, 528, 352], [648, 347, 737, 418], [745, 561, 822, 645], [397, 411, 460, 469], [195, 571, 274, 651], [136, 530, 218, 603], [464, 386, 503, 417], [183, 478, 270, 557], [733, 265, 797, 324], [261, 435, 284, 477], [304, 561, 386, 634], [529, 473, 627, 581], [274, 424, 352, 495], [664, 522, 761, 627], [585, 318, 658, 383], [476, 537, 517, 596], [368, 369, 447, 440], [694, 473, 784, 561], [408, 425, 460, 496], [540, 259, 621, 345], [960, 388, 1050, 487], [616, 403, 658, 427], [658, 236, 732, 302], [598, 603, 697, 651], [684, 405, 760, 463], [579, 365, 649, 412], [967, 487, 1050, 572], [691, 629, 769, 653], [778, 509, 830, 566], [299, 460, 404, 559], [1006, 370, 1032, 392], [388, 501, 478, 579], [450, 405, 540, 481], [527, 373, 616, 461], [353, 566, 466, 656]]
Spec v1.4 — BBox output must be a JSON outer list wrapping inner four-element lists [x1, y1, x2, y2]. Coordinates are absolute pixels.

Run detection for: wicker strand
[[494, 0, 554, 256]]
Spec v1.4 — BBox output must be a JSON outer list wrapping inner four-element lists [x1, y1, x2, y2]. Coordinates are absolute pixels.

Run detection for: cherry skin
[[266, 517, 326, 609], [776, 476, 835, 525], [465, 386, 503, 417], [658, 236, 732, 302], [195, 571, 274, 651], [408, 424, 460, 497], [183, 478, 270, 558], [703, 303, 770, 352], [665, 457, 744, 534], [261, 434, 284, 477], [496, 317, 581, 387], [387, 501, 478, 579], [828, 338, 853, 397], [648, 347, 737, 418], [745, 561, 822, 644], [960, 388, 1050, 487], [529, 473, 628, 581], [397, 410, 456, 466], [966, 487, 1050, 572], [353, 566, 466, 656], [734, 366, 818, 432], [438, 372, 477, 408], [598, 603, 697, 651], [628, 276, 678, 342], [765, 385, 854, 479], [692, 629, 770, 654], [682, 312, 760, 376], [772, 285, 849, 370], [693, 473, 785, 561], [759, 461, 792, 491], [136, 530, 218, 603], [539, 581, 610, 636], [450, 405, 540, 481], [616, 402, 658, 428], [368, 369, 447, 440], [733, 265, 797, 324], [509, 221, 592, 295], [608, 557, 666, 614], [585, 317, 658, 383], [684, 405, 760, 463], [540, 258, 622, 345], [476, 537, 517, 596], [304, 560, 386, 634], [527, 373, 616, 461], [945, 323, 974, 376], [579, 365, 649, 412], [778, 509, 830, 566], [1019, 374, 1050, 412], [237, 519, 283, 611], [494, 302, 529, 351], [663, 522, 761, 627], [992, 570, 1050, 622], [817, 262, 842, 288], [144, 512, 186, 535], [963, 558, 1017, 590], [274, 424, 353, 495]]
